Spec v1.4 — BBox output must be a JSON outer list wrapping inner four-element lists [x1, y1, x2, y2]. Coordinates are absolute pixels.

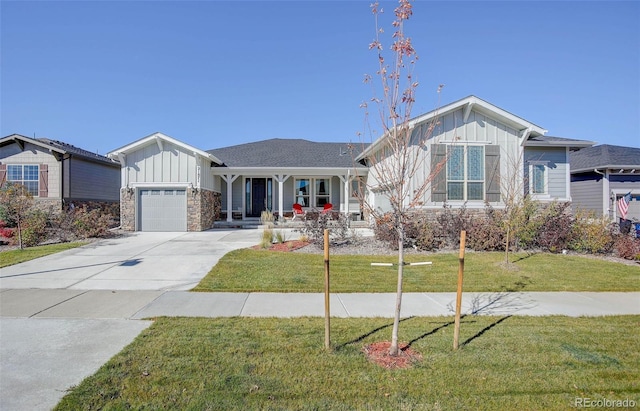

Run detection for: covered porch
[[212, 168, 367, 223]]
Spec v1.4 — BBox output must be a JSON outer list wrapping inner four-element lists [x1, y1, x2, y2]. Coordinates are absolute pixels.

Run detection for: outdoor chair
[[321, 203, 333, 214], [292, 203, 306, 220]]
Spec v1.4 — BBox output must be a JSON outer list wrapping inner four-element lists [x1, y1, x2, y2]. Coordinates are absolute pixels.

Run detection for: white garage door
[[139, 189, 187, 231]]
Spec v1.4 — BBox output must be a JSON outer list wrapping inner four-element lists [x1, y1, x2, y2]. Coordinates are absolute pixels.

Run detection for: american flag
[[617, 192, 632, 220]]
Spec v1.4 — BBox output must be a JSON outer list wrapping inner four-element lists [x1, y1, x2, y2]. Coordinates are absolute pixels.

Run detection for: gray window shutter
[[485, 145, 500, 202], [39, 164, 48, 197], [431, 144, 446, 202]]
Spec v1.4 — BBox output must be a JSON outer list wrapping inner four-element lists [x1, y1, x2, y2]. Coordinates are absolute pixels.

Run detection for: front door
[[246, 178, 272, 218]]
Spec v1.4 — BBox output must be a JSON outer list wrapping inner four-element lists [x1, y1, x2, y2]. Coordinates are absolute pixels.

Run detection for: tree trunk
[[17, 215, 23, 250], [504, 222, 510, 264], [389, 230, 404, 356]]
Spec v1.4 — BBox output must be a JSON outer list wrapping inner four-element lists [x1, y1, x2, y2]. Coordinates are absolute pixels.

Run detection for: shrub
[[298, 211, 352, 248], [533, 202, 574, 252], [0, 220, 15, 244], [260, 227, 274, 249], [569, 211, 616, 254], [21, 210, 49, 247], [436, 203, 471, 248], [373, 212, 416, 250], [466, 205, 505, 251], [614, 233, 640, 260], [70, 206, 113, 239]]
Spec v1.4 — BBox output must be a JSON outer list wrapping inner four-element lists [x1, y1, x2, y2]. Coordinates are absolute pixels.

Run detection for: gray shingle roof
[[1, 134, 117, 166], [37, 138, 117, 165], [208, 139, 369, 168], [526, 135, 594, 146], [570, 144, 640, 172]]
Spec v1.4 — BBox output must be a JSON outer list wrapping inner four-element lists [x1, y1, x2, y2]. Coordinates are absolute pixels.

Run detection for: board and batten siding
[[67, 158, 120, 201], [524, 147, 569, 200], [0, 141, 61, 199], [124, 141, 196, 185]]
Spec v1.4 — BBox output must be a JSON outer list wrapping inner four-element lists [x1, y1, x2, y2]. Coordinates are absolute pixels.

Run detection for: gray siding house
[[570, 144, 640, 221], [357, 96, 594, 213], [107, 96, 598, 232], [0, 134, 120, 211], [108, 133, 367, 231]]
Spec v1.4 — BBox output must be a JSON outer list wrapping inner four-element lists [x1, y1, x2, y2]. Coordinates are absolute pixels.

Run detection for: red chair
[[321, 203, 333, 214], [292, 203, 306, 220]]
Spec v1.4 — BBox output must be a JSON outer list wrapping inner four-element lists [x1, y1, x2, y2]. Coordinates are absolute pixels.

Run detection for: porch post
[[274, 174, 290, 222], [339, 171, 352, 216], [222, 174, 240, 222]]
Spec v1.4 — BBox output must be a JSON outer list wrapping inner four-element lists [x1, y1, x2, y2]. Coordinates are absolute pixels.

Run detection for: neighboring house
[[570, 144, 640, 222], [108, 133, 368, 231], [107, 96, 597, 232], [0, 134, 120, 211], [356, 95, 594, 213]]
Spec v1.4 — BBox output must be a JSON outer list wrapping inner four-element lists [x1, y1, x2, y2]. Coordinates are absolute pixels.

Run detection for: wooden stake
[[453, 230, 466, 350], [324, 229, 331, 350]]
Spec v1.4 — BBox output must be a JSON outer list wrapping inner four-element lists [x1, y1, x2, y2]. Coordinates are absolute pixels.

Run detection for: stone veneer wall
[[187, 189, 221, 231], [119, 188, 221, 232], [120, 188, 136, 231]]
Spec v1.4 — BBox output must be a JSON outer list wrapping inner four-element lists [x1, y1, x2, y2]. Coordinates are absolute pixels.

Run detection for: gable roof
[[0, 134, 118, 166], [208, 138, 368, 169], [108, 132, 222, 164], [569, 144, 640, 173], [357, 95, 549, 161]]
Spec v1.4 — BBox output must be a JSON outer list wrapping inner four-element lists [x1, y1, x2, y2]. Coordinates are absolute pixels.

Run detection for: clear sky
[[2, 0, 639, 156]]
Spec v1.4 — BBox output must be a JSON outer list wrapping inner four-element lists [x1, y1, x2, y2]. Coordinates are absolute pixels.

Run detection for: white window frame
[[294, 177, 332, 208], [7, 164, 39, 196], [529, 161, 550, 198], [446, 145, 485, 201]]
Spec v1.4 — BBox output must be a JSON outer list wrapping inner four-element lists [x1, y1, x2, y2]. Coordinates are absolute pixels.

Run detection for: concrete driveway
[[0, 229, 263, 291], [0, 228, 263, 411]]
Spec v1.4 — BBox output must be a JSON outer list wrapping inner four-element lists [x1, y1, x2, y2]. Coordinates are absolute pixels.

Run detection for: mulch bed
[[362, 341, 423, 369], [252, 240, 310, 252]]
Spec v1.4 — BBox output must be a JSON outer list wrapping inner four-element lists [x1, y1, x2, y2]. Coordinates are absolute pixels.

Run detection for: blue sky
[[2, 0, 639, 156]]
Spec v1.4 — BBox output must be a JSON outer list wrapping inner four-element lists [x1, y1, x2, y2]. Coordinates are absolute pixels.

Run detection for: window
[[295, 179, 310, 206], [446, 146, 484, 201], [295, 178, 331, 207], [315, 178, 330, 206], [529, 162, 548, 195], [7, 164, 39, 196]]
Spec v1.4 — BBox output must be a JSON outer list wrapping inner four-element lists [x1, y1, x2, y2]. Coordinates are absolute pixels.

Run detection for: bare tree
[[358, 0, 444, 356], [0, 182, 34, 250]]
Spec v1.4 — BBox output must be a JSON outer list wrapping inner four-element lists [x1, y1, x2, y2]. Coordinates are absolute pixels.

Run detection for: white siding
[[124, 141, 196, 184]]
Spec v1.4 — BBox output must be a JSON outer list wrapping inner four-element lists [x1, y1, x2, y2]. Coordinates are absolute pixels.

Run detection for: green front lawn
[[193, 249, 640, 292], [55, 316, 640, 410], [0, 242, 85, 268]]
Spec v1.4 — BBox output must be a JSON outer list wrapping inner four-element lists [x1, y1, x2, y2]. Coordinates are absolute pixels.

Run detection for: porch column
[[221, 174, 240, 222], [339, 172, 352, 215], [273, 174, 290, 221]]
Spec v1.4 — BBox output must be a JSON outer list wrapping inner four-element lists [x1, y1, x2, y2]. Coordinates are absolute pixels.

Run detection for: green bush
[[568, 211, 616, 254]]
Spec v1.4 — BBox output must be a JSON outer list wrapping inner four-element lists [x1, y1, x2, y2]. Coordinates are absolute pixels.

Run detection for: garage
[[138, 189, 187, 231]]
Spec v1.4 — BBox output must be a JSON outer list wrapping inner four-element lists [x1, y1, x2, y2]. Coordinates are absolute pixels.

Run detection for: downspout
[[593, 168, 609, 219]]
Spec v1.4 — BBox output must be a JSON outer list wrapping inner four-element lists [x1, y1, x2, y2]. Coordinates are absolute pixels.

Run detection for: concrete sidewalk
[[2, 289, 639, 319], [1, 290, 639, 411]]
